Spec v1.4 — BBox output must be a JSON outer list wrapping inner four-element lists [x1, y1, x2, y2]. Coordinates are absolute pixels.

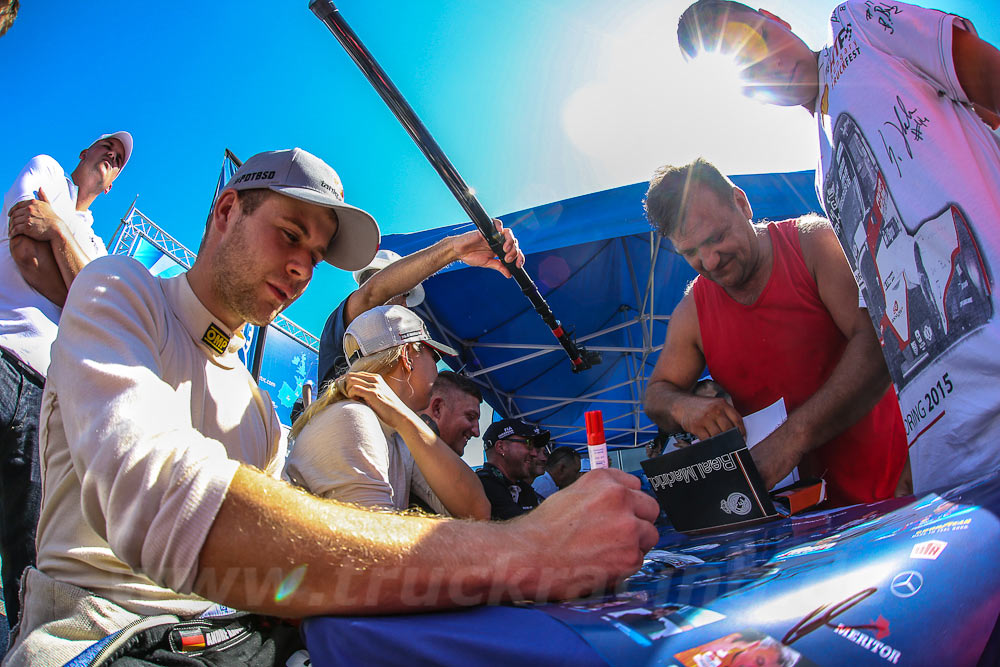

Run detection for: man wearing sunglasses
[[478, 418, 551, 520]]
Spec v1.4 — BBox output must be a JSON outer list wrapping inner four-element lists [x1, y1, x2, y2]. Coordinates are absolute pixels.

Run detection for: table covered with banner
[[304, 470, 1000, 666]]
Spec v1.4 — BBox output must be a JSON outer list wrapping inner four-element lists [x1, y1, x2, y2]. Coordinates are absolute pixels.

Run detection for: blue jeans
[[0, 349, 43, 635]]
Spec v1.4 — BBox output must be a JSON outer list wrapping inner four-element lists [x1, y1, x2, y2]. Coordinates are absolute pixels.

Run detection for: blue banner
[[254, 327, 318, 427], [130, 237, 185, 279]]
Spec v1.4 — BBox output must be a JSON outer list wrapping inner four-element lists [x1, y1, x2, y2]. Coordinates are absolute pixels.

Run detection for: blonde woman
[[284, 305, 490, 520]]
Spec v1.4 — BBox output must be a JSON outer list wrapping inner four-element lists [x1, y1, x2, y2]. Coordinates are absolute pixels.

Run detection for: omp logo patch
[[202, 323, 230, 355]]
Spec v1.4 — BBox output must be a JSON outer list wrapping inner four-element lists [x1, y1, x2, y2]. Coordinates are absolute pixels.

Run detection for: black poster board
[[641, 429, 778, 533]]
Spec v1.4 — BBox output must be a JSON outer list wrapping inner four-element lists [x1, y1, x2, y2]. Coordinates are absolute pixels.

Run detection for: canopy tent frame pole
[[621, 238, 649, 447], [634, 232, 665, 405], [622, 238, 651, 352], [465, 317, 667, 378], [622, 323, 641, 448], [619, 240, 647, 448], [464, 342, 663, 353], [541, 411, 655, 443], [465, 316, 666, 348], [417, 302, 523, 418], [511, 378, 641, 419], [509, 396, 642, 405], [544, 416, 656, 437]]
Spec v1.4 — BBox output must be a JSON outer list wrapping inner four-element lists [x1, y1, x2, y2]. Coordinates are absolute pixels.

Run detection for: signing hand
[[343, 371, 418, 432], [8, 188, 64, 242], [674, 395, 745, 442], [510, 468, 660, 600], [451, 218, 524, 278], [748, 429, 802, 490]]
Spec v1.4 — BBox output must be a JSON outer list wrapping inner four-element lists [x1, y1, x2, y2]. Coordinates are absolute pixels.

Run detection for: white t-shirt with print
[[815, 1, 1000, 493]]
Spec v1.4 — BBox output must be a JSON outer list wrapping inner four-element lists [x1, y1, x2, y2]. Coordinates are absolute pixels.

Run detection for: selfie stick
[[310, 0, 600, 373]]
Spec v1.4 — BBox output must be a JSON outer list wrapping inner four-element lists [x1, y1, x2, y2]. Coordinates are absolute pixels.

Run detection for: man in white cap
[[5, 148, 659, 665], [317, 225, 524, 388], [0, 130, 132, 628]]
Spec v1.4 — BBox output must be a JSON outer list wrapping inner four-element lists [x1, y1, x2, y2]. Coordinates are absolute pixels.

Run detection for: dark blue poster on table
[[302, 471, 1000, 666], [538, 471, 1000, 666]]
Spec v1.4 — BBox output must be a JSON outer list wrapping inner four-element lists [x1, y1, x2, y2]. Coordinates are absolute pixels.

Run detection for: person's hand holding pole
[[451, 218, 524, 278]]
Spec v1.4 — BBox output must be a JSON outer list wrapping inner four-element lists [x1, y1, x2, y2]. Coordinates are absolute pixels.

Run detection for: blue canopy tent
[[381, 170, 822, 458]]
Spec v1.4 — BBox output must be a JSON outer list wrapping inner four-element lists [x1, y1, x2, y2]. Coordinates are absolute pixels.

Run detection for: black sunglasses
[[503, 437, 545, 449]]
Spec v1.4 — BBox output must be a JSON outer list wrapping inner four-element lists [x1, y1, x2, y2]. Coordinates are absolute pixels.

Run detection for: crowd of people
[[0, 0, 997, 663]]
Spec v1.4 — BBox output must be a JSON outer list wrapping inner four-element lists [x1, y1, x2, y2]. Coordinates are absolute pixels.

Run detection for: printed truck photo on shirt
[[823, 112, 992, 390]]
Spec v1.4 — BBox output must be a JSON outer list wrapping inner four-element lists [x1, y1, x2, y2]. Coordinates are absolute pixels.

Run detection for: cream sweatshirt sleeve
[[46, 257, 240, 594]]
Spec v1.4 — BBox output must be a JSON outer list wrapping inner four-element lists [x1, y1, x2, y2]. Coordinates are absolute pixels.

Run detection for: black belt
[[0, 347, 45, 388]]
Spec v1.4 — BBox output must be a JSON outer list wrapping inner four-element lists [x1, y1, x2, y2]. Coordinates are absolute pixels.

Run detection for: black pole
[[309, 0, 600, 373], [224, 148, 243, 168]]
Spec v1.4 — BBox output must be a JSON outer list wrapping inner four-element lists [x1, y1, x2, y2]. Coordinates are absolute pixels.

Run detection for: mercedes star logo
[[890, 570, 923, 598]]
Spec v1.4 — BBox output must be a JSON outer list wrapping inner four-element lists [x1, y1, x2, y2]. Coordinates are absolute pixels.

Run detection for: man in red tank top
[[643, 158, 907, 506]]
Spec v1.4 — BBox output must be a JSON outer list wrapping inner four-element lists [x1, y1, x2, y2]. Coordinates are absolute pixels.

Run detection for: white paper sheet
[[743, 398, 799, 489]]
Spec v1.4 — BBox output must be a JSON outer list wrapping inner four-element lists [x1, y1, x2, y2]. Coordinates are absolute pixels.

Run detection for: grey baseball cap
[[345, 305, 457, 365], [225, 148, 380, 271]]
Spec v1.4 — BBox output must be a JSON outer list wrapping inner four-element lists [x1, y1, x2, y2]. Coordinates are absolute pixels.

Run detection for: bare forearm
[[197, 466, 509, 615], [643, 380, 688, 431], [197, 466, 658, 616], [782, 328, 891, 455], [350, 239, 455, 317], [48, 228, 94, 288], [9, 236, 69, 306], [396, 418, 491, 520]]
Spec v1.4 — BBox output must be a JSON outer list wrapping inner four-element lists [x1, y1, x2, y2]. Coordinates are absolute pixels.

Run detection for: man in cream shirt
[[6, 148, 659, 665]]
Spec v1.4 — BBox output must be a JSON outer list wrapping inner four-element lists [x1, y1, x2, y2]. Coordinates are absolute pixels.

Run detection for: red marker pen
[[585, 410, 609, 469]]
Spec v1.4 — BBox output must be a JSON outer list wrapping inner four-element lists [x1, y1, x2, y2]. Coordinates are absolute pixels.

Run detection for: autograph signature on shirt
[[878, 95, 930, 177], [865, 1, 902, 34]]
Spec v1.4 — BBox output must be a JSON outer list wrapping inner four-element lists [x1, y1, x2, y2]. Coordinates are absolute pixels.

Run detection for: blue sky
[[1, 0, 996, 336]]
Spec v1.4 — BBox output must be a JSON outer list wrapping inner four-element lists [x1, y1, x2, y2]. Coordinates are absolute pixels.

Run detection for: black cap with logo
[[483, 418, 550, 450]]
